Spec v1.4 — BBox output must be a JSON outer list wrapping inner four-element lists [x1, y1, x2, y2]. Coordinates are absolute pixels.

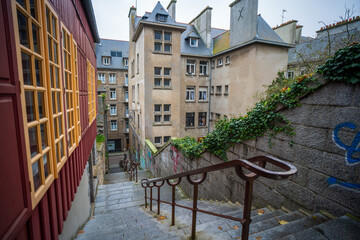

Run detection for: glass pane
[[55, 67, 59, 88], [52, 92, 56, 114], [53, 42, 58, 64], [21, 52, 32, 85], [50, 65, 54, 88], [40, 123, 47, 150], [48, 38, 53, 62], [46, 8, 50, 33], [32, 161, 41, 191], [16, 0, 26, 9], [43, 152, 50, 179], [60, 138, 64, 158], [28, 126, 38, 158], [32, 23, 40, 53], [25, 91, 35, 122], [35, 58, 42, 86], [38, 92, 45, 119], [57, 92, 61, 113], [58, 116, 63, 135], [29, 0, 37, 20], [17, 10, 29, 48], [52, 16, 56, 38], [64, 71, 68, 89], [56, 142, 60, 163], [54, 118, 58, 138]]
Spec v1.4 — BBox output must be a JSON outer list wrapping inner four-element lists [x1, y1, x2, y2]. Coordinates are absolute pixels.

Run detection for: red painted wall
[[0, 0, 98, 239]]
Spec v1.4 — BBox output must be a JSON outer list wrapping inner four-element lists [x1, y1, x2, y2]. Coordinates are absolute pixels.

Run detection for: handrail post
[[144, 187, 147, 208], [157, 186, 161, 215], [150, 186, 153, 212], [135, 164, 138, 182], [191, 183, 199, 240], [242, 179, 254, 240], [171, 185, 175, 226]]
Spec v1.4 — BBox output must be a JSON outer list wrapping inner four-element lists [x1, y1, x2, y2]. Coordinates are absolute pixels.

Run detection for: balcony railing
[[141, 155, 297, 240]]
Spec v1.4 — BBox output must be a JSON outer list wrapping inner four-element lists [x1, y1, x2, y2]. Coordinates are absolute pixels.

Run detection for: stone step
[[94, 199, 145, 214]]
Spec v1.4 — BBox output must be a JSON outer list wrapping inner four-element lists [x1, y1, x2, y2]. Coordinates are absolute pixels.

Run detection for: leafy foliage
[[173, 43, 360, 161], [317, 43, 360, 84], [96, 134, 105, 143]]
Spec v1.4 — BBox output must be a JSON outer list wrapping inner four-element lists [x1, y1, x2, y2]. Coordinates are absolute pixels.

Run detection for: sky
[[92, 0, 360, 41]]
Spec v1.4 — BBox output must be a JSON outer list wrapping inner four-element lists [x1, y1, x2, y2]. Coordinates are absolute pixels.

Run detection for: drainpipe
[[208, 59, 212, 134]]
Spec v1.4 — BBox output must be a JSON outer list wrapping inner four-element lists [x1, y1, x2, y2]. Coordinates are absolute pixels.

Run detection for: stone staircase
[[76, 170, 360, 240]]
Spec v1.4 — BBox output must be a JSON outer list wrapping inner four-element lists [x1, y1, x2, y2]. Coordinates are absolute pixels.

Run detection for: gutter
[[80, 0, 100, 43]]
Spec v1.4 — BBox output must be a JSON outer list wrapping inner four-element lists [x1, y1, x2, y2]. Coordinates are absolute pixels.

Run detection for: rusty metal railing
[[128, 161, 140, 182], [141, 155, 297, 240]]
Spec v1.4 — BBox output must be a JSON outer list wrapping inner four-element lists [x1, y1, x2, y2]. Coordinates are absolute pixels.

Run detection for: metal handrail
[[141, 155, 297, 240], [128, 161, 140, 182]]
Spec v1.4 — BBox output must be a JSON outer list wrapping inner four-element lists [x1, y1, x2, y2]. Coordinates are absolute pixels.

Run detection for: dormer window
[[103, 56, 111, 66], [157, 14, 167, 22], [123, 58, 128, 66], [189, 37, 198, 47]]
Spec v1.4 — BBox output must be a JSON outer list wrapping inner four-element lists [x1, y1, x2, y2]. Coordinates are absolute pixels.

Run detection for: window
[[198, 112, 207, 126], [154, 104, 161, 112], [125, 90, 128, 102], [136, 84, 139, 101], [132, 85, 135, 101], [164, 32, 171, 41], [125, 106, 129, 117], [189, 37, 198, 47], [164, 79, 171, 87], [157, 14, 167, 22], [136, 53, 139, 74], [154, 31, 162, 40], [216, 86, 222, 94], [110, 89, 116, 99], [123, 58, 128, 66], [225, 85, 229, 95], [110, 105, 117, 115], [186, 87, 195, 101], [109, 73, 116, 83], [154, 42, 162, 51], [164, 68, 171, 76], [287, 71, 294, 78], [164, 104, 171, 112], [154, 137, 162, 144], [211, 86, 214, 95], [186, 112, 195, 127], [125, 74, 128, 86], [211, 60, 215, 68], [154, 67, 162, 75], [164, 44, 171, 52], [164, 115, 171, 122], [154, 78, 162, 87], [164, 136, 171, 143], [216, 113, 221, 120], [210, 112, 214, 120], [98, 73, 105, 83], [154, 115, 162, 123], [217, 58, 223, 66], [186, 60, 196, 75], [87, 59, 96, 127], [225, 56, 230, 64], [111, 120, 117, 131], [199, 61, 208, 75], [125, 120, 129, 132], [103, 56, 111, 65], [111, 51, 122, 57], [199, 87, 207, 101]]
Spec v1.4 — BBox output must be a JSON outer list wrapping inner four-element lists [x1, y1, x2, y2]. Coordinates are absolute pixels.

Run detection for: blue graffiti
[[333, 122, 360, 165], [327, 177, 360, 191]]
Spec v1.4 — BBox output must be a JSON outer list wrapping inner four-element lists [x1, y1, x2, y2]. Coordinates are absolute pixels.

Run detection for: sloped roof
[[254, 15, 285, 43], [96, 39, 129, 70], [181, 25, 212, 56]]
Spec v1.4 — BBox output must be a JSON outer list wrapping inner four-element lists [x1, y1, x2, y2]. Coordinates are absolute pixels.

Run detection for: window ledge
[[224, 93, 229, 96], [199, 74, 209, 77], [153, 87, 173, 90], [185, 126, 196, 129], [199, 100, 208, 103], [225, 63, 230, 65], [153, 123, 172, 126], [186, 73, 196, 76], [215, 93, 222, 95], [198, 126, 207, 128], [217, 65, 223, 67], [153, 51, 172, 55], [185, 100, 196, 103]]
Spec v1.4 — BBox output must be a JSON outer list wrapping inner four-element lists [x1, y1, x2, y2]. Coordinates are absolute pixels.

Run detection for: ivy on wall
[[173, 43, 359, 160]]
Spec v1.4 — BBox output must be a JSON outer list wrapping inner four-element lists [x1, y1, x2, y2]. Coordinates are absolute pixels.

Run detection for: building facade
[[96, 39, 129, 152], [0, 0, 99, 239], [128, 0, 290, 163]]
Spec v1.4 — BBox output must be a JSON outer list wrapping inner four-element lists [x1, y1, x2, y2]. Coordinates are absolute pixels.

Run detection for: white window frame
[[109, 73, 116, 83], [217, 58, 223, 67], [225, 56, 230, 64], [110, 105, 117, 115], [123, 58, 128, 66], [186, 60, 196, 75], [164, 104, 171, 112], [103, 56, 111, 65], [154, 115, 162, 123], [110, 120, 117, 131], [199, 87, 207, 101], [110, 89, 116, 100], [186, 86, 195, 101], [154, 104, 162, 113], [199, 61, 208, 75], [125, 74, 128, 86], [189, 37, 198, 47], [125, 90, 129, 102], [164, 114, 171, 122], [154, 136, 162, 144], [98, 73, 105, 83]]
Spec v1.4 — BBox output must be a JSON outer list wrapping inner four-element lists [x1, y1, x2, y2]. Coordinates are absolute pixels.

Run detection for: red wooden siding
[[0, 0, 98, 239]]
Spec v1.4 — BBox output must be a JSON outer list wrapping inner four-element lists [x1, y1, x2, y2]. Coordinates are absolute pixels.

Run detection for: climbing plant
[[173, 43, 359, 160]]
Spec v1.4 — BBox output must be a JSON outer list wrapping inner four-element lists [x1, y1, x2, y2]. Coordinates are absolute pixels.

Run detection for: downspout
[[208, 58, 212, 134]]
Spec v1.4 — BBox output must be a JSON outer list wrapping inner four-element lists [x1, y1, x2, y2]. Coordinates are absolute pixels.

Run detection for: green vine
[[173, 43, 359, 161]]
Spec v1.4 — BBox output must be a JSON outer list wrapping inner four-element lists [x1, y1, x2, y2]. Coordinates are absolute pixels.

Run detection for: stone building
[[96, 39, 130, 152], [128, 0, 290, 160]]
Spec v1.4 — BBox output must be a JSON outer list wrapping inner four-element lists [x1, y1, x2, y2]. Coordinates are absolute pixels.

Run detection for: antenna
[[282, 9, 287, 23]]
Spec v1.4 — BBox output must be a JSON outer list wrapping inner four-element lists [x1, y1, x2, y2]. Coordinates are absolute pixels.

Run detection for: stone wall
[[97, 95, 104, 135], [94, 142, 106, 185], [144, 81, 360, 218]]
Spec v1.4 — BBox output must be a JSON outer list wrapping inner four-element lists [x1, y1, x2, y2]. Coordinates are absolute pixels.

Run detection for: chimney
[[273, 20, 297, 44], [167, 0, 176, 21], [189, 6, 213, 48], [229, 0, 258, 47], [295, 25, 302, 44], [128, 6, 137, 40]]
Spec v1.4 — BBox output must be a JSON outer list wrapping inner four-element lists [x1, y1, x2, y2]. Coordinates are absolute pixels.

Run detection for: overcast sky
[[92, 0, 360, 41]]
